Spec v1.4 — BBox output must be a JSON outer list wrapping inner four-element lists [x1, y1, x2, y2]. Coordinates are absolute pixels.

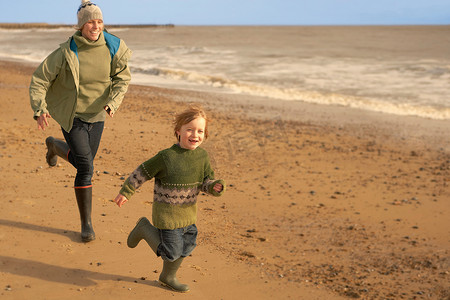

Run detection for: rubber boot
[[74, 187, 95, 242], [159, 257, 190, 293], [45, 136, 69, 167], [127, 217, 160, 254]]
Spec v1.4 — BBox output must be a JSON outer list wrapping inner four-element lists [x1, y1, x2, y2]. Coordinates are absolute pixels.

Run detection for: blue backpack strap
[[70, 37, 78, 59], [103, 31, 121, 59]]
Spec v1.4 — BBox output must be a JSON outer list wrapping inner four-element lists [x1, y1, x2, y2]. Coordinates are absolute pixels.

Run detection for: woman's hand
[[104, 106, 114, 118], [36, 113, 52, 130]]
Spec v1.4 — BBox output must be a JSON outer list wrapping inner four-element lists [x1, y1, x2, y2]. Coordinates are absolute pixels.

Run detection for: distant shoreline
[[2, 23, 449, 30], [0, 23, 174, 29]]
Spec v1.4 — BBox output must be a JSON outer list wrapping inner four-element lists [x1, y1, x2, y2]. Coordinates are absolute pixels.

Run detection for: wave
[[0, 51, 45, 64], [0, 27, 74, 33], [131, 66, 450, 120]]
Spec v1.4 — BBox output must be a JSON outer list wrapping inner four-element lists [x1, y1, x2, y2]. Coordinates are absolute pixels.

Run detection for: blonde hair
[[174, 106, 209, 140]]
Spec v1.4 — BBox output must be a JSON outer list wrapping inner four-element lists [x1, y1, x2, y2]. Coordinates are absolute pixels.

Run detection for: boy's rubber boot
[[159, 257, 190, 293], [127, 217, 160, 254], [45, 136, 69, 166], [127, 218, 189, 292], [74, 187, 95, 242]]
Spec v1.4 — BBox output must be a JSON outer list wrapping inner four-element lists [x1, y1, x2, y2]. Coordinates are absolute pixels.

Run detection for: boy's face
[[177, 117, 206, 150]]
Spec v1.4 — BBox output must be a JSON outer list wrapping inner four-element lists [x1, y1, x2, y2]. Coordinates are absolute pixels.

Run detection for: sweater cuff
[[208, 179, 225, 197], [119, 178, 135, 200]]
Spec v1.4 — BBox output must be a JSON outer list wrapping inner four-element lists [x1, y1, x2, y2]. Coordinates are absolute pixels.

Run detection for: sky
[[1, 0, 449, 26]]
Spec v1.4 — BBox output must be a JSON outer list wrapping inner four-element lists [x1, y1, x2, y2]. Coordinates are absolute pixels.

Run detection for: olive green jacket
[[29, 31, 132, 132]]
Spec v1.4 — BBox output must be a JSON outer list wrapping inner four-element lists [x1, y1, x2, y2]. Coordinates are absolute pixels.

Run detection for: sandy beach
[[0, 60, 449, 299]]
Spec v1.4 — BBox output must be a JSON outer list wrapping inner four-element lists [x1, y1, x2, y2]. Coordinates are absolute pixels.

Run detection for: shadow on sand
[[0, 218, 165, 290], [0, 255, 159, 288], [0, 218, 81, 242]]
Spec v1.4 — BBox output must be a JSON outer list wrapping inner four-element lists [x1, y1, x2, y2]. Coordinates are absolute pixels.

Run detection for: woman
[[29, 0, 132, 242]]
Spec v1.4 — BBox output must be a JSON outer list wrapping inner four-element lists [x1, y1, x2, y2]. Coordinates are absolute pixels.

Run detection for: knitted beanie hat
[[77, 0, 103, 28]]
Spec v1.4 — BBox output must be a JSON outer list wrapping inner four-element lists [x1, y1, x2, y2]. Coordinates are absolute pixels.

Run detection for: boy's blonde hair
[[174, 106, 209, 140]]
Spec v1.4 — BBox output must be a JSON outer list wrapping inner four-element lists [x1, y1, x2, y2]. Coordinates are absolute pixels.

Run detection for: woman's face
[[176, 117, 206, 150], [81, 19, 104, 41]]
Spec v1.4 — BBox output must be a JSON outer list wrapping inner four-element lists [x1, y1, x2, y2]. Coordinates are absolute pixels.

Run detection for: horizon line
[[0, 22, 449, 28]]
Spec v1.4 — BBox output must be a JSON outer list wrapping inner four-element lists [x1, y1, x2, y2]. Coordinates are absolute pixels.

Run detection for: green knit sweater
[[120, 144, 225, 230]]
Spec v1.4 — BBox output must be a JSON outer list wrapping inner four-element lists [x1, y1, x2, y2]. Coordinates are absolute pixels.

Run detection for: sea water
[[0, 25, 449, 120]]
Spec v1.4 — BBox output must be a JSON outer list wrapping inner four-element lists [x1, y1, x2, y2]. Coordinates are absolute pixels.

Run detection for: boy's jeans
[[158, 224, 198, 262]]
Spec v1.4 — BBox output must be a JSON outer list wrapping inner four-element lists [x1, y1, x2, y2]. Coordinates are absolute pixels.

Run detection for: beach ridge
[[0, 60, 448, 299]]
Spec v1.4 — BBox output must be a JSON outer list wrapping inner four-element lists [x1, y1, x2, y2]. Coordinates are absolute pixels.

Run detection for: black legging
[[62, 118, 104, 188]]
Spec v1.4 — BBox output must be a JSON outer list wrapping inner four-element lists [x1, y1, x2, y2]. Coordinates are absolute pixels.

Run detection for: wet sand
[[0, 60, 449, 299]]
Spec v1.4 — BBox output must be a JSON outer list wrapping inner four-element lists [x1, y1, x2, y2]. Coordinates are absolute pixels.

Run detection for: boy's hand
[[213, 183, 223, 193], [114, 194, 128, 207]]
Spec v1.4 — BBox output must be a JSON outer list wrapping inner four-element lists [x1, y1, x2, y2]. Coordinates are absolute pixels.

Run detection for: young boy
[[114, 106, 225, 292]]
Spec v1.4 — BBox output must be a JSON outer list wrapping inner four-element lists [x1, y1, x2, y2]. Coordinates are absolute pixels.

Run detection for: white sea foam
[[1, 26, 449, 120], [0, 51, 45, 64], [130, 66, 450, 120]]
